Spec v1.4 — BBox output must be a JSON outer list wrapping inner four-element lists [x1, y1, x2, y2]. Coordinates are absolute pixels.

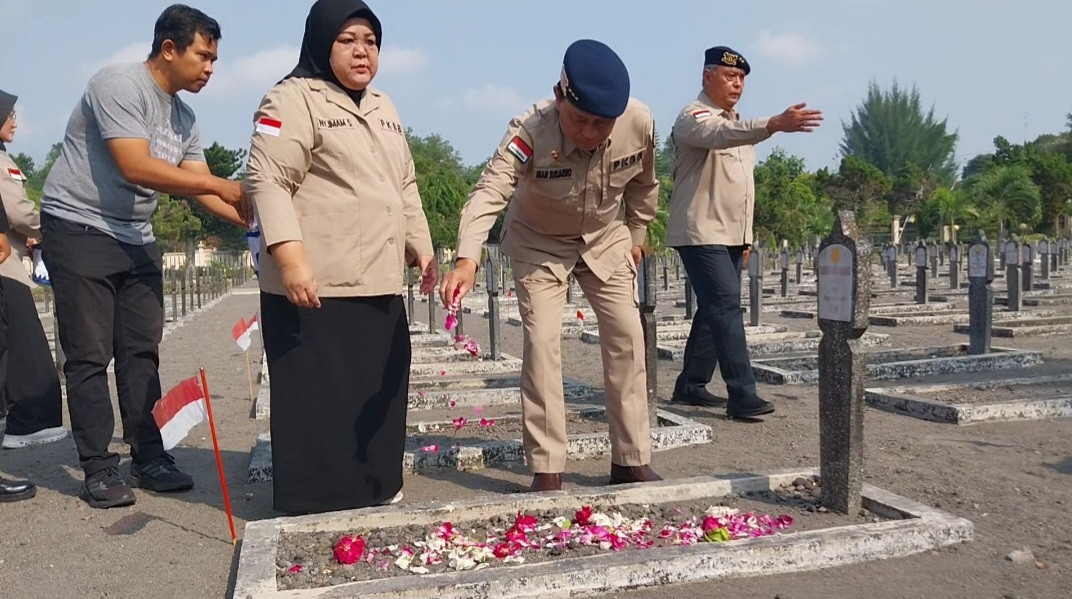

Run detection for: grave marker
[[1040, 239, 1051, 280], [407, 267, 416, 321], [748, 247, 763, 326], [485, 256, 502, 360], [1005, 240, 1021, 312], [1021, 242, 1033, 293], [795, 249, 804, 284], [779, 249, 790, 297], [684, 275, 695, 319], [948, 244, 960, 290], [639, 252, 659, 427], [967, 232, 994, 355], [817, 210, 872, 515], [915, 241, 929, 304], [930, 242, 939, 279]]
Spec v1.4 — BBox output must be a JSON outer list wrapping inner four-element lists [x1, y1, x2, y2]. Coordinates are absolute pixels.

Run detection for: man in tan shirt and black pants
[[441, 39, 661, 492], [667, 46, 822, 418]]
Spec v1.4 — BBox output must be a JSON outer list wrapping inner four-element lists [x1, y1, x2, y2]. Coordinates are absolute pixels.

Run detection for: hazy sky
[[1, 0, 1068, 175]]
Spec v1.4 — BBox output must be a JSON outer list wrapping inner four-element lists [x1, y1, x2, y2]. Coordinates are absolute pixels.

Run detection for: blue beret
[[559, 39, 630, 119], [704, 45, 750, 74]]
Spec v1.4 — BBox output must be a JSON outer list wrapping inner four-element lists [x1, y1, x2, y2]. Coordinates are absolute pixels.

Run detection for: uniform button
[[386, 206, 393, 215], [387, 238, 395, 245], [378, 173, 385, 182]]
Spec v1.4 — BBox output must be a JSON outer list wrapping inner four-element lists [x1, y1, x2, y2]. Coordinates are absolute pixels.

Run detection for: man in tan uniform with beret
[[441, 39, 661, 492], [667, 45, 822, 418]]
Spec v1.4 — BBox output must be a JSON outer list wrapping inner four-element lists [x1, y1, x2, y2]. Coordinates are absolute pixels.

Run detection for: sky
[[1, 0, 1069, 175]]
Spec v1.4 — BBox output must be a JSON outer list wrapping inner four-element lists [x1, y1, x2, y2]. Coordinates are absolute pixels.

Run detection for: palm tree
[[927, 187, 979, 240], [961, 164, 1042, 237]]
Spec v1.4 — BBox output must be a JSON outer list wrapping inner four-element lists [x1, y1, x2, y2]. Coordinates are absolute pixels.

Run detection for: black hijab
[[0, 89, 16, 152], [287, 0, 382, 107]]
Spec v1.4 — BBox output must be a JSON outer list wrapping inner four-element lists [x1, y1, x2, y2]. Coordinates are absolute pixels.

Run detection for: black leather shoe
[[129, 454, 194, 492], [610, 464, 663, 484], [0, 476, 37, 503], [727, 396, 776, 419], [670, 388, 726, 407], [529, 473, 562, 492]]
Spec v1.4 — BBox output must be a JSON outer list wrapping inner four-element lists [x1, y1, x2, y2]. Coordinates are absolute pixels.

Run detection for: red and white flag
[[232, 316, 258, 351], [152, 377, 207, 450], [255, 117, 282, 137], [576, 309, 585, 326]]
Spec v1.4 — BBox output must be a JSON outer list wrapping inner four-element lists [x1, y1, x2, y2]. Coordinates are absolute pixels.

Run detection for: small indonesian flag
[[232, 316, 258, 351], [7, 167, 25, 181], [246, 219, 261, 276], [506, 136, 532, 164], [255, 117, 282, 137], [152, 377, 207, 450], [576, 309, 585, 326], [691, 109, 712, 121]]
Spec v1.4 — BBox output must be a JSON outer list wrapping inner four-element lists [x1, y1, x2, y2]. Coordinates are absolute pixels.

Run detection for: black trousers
[[0, 273, 8, 440], [263, 292, 410, 515], [674, 244, 757, 403], [41, 214, 166, 477], [1, 277, 63, 435]]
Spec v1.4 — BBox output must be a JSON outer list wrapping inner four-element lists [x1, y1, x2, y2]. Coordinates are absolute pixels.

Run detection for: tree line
[[11, 80, 1072, 255]]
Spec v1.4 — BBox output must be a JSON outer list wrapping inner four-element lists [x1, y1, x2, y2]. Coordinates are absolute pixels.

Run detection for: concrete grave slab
[[234, 468, 972, 599], [751, 344, 1043, 385], [248, 408, 711, 481], [865, 373, 1072, 424], [580, 323, 788, 346], [656, 331, 893, 361], [409, 355, 524, 378], [953, 315, 1072, 337], [868, 309, 1055, 327]]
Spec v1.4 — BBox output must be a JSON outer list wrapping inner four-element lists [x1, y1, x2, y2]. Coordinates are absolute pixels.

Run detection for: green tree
[[918, 186, 978, 240], [816, 156, 893, 229], [10, 152, 35, 180], [27, 142, 61, 191], [186, 142, 248, 250], [408, 130, 469, 250], [753, 149, 834, 246], [152, 194, 202, 251], [840, 81, 958, 180], [962, 163, 1042, 236]]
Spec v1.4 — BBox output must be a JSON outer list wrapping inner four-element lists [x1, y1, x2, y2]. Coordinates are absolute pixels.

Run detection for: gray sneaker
[[129, 455, 194, 492], [80, 467, 136, 509]]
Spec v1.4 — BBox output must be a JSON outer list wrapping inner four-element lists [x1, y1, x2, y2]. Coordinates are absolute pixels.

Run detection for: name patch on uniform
[[317, 117, 354, 130], [506, 136, 532, 164], [611, 150, 645, 172], [691, 109, 712, 121], [7, 167, 25, 181], [255, 117, 282, 137], [535, 168, 573, 180], [380, 119, 403, 134]]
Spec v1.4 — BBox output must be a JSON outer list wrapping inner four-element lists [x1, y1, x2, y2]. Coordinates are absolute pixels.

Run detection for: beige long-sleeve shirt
[[0, 149, 41, 285], [666, 92, 772, 247], [245, 78, 433, 297], [456, 98, 658, 282]]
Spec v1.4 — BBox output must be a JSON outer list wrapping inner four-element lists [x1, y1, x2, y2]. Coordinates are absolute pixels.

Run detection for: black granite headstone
[[748, 248, 763, 327], [817, 210, 871, 515], [967, 232, 994, 355]]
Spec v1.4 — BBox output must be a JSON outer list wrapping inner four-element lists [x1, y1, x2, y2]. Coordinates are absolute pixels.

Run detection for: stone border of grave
[[248, 408, 711, 481], [407, 378, 594, 411], [655, 331, 893, 361], [408, 355, 524, 378], [751, 344, 1043, 385], [233, 467, 973, 599], [867, 309, 1055, 327], [952, 316, 1072, 338], [864, 373, 1072, 424]]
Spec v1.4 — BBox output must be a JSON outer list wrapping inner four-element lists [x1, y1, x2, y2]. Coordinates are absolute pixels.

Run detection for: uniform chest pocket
[[530, 176, 576, 201], [715, 148, 740, 162]]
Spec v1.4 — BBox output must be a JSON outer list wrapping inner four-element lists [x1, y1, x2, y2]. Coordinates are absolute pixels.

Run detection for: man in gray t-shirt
[[40, 4, 249, 510]]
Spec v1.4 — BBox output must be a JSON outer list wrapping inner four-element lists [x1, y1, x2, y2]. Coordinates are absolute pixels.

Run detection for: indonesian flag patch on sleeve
[[506, 136, 532, 164], [691, 109, 713, 121], [255, 117, 283, 137], [7, 167, 25, 181]]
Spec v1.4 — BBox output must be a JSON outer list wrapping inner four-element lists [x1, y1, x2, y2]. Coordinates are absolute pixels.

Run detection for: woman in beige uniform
[[0, 89, 66, 449], [246, 0, 436, 514]]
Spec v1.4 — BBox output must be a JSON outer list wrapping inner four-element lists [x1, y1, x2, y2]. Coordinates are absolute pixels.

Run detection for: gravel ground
[[2, 279, 1072, 599]]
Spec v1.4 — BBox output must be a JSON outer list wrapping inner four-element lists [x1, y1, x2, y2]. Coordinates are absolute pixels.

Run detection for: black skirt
[[1, 277, 63, 434], [261, 292, 410, 515]]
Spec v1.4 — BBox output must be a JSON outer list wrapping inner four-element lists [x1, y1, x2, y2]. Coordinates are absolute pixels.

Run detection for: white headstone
[[968, 244, 989, 278], [818, 244, 853, 322], [1005, 243, 1020, 265], [915, 247, 927, 268]]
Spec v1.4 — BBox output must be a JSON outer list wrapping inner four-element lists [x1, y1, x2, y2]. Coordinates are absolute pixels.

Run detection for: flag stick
[[244, 350, 254, 402], [199, 367, 237, 545]]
